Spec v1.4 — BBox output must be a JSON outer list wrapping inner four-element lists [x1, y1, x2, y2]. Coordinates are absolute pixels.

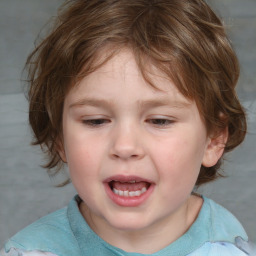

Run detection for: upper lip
[[103, 175, 153, 184]]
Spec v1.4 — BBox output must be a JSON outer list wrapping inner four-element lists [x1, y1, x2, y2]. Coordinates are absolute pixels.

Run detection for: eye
[[146, 118, 174, 127], [82, 118, 110, 127]]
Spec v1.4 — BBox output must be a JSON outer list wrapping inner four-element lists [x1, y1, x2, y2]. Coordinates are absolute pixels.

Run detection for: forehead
[[68, 48, 192, 107]]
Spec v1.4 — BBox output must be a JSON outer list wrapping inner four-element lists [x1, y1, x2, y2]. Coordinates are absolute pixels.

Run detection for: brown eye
[[147, 119, 173, 127], [82, 119, 110, 127]]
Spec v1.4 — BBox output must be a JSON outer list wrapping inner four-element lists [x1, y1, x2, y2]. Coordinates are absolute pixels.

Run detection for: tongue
[[111, 181, 149, 192]]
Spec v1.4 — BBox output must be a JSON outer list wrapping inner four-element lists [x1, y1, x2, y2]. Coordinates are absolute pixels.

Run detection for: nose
[[110, 123, 145, 160]]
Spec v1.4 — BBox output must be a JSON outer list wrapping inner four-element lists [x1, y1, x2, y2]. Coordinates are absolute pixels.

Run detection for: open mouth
[[104, 175, 154, 206], [109, 180, 151, 197]]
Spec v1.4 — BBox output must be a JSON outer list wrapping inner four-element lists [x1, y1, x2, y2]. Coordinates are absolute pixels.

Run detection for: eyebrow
[[69, 97, 191, 109], [69, 98, 114, 109], [138, 98, 191, 109]]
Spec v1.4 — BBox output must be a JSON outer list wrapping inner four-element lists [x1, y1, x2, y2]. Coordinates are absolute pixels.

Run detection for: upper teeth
[[128, 180, 136, 183], [113, 187, 147, 197]]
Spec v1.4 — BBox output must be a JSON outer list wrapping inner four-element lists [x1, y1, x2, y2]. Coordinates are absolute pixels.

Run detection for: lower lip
[[104, 183, 154, 207]]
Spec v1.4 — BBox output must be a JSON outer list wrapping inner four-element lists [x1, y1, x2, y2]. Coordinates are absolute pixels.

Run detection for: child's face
[[60, 49, 219, 235]]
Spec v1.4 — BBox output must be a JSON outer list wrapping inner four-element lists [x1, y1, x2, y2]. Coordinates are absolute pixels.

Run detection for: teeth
[[141, 187, 147, 193], [129, 191, 137, 197], [123, 191, 129, 197], [113, 187, 147, 197]]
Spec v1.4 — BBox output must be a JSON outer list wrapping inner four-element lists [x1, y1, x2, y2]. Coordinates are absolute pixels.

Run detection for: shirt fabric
[[1, 195, 255, 256]]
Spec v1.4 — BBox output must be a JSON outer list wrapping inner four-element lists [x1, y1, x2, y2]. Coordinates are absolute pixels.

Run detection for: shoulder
[[202, 196, 248, 242], [188, 241, 255, 256], [191, 197, 256, 256], [0, 248, 57, 256], [2, 206, 80, 256]]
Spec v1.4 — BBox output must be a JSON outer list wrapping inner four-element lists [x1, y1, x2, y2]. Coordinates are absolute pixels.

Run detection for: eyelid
[[146, 115, 176, 120], [81, 116, 111, 127], [145, 115, 176, 127]]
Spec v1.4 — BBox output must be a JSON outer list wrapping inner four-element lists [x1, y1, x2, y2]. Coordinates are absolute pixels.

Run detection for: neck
[[80, 195, 203, 254]]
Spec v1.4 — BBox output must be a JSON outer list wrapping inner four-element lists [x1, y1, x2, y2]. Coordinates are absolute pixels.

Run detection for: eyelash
[[82, 119, 110, 127], [82, 118, 174, 128], [146, 118, 174, 127]]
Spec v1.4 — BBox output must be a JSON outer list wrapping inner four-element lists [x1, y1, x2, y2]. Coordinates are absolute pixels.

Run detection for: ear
[[202, 127, 228, 167]]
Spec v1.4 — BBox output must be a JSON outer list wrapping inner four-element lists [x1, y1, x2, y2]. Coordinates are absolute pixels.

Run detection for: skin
[[59, 49, 227, 253]]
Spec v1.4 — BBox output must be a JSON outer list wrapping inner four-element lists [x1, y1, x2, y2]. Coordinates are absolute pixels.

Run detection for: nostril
[[112, 153, 139, 160], [112, 153, 120, 159]]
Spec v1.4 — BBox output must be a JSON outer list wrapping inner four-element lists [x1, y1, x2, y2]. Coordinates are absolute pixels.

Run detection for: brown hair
[[26, 0, 247, 186]]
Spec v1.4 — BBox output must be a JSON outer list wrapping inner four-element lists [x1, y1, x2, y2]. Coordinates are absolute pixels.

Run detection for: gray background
[[0, 0, 255, 248]]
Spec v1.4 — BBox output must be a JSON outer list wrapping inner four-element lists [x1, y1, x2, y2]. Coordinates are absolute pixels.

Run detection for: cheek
[[63, 134, 102, 180], [154, 137, 204, 183]]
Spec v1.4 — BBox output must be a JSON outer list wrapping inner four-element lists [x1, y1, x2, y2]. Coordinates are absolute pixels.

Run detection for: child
[[1, 0, 255, 255]]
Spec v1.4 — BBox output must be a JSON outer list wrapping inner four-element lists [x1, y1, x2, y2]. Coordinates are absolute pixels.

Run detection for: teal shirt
[[1, 196, 255, 256]]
